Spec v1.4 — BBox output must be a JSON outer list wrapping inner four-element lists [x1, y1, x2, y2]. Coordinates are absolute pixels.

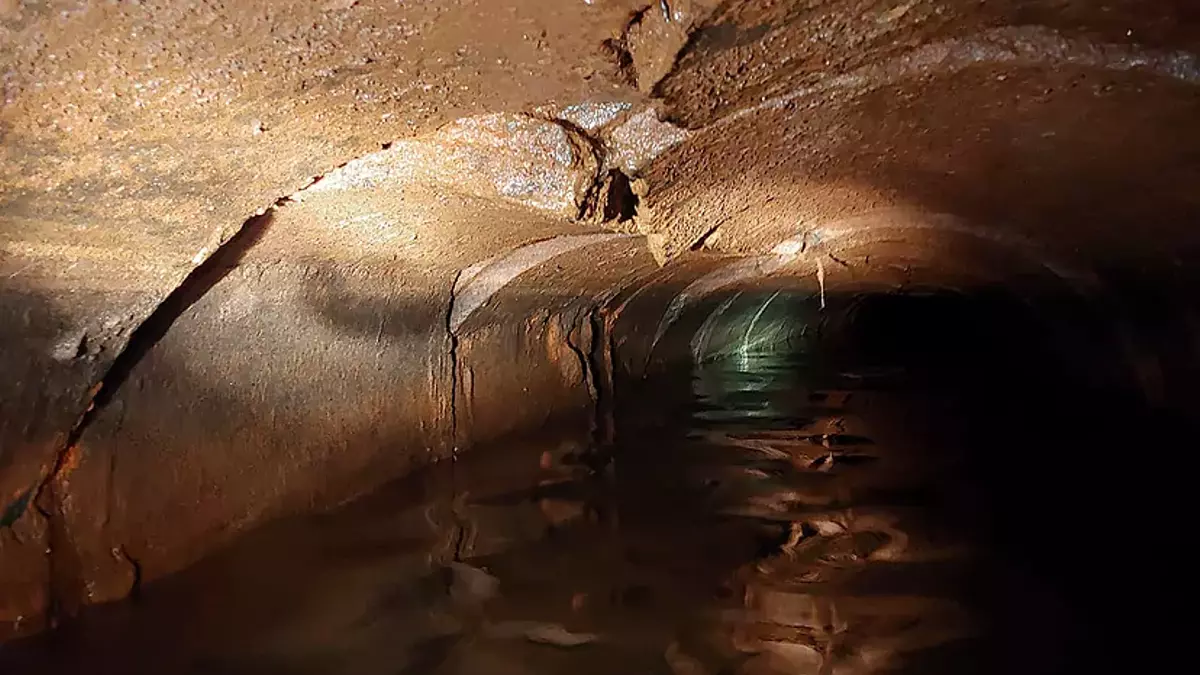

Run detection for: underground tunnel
[[2, 1, 1199, 673]]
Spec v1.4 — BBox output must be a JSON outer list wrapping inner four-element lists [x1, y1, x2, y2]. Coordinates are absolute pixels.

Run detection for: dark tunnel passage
[[4, 1, 1200, 673], [2, 262, 1192, 674], [605, 273, 1189, 675]]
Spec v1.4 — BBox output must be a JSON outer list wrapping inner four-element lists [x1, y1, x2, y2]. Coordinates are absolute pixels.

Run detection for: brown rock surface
[[3, 0, 1199, 639]]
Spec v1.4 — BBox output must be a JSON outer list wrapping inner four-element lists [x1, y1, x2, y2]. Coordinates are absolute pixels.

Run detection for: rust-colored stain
[[571, 592, 587, 611], [0, 0, 1196, 648], [53, 444, 84, 484]]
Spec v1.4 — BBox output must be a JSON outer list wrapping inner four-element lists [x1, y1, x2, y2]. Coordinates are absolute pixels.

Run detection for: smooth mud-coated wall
[[0, 107, 673, 633], [3, 0, 1200, 637]]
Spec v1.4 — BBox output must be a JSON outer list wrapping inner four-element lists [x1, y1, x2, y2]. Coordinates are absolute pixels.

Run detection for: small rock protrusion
[[447, 561, 499, 607], [622, 0, 719, 93], [524, 623, 600, 647], [50, 329, 87, 363], [646, 232, 671, 267], [606, 107, 690, 176]]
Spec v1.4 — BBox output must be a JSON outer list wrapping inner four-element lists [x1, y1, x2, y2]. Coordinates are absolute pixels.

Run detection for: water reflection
[[690, 351, 819, 427], [2, 350, 983, 675], [630, 349, 979, 675]]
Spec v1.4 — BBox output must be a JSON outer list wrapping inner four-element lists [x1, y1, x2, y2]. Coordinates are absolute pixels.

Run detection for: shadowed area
[[2, 1, 1198, 673], [3, 276, 1179, 674]]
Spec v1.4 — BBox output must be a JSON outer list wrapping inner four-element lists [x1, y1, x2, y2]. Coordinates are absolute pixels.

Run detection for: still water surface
[[2, 350, 1013, 674]]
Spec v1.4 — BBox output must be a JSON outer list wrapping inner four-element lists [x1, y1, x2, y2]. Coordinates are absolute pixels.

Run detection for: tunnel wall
[[4, 0, 1200, 643], [603, 207, 1179, 438], [0, 114, 663, 635]]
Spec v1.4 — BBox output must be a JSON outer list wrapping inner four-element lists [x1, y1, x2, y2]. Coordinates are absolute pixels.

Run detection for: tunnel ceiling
[[3, 0, 1200, 632]]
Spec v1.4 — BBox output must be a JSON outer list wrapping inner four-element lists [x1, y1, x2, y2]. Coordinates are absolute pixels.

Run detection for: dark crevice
[[602, 312, 621, 445], [543, 116, 637, 226], [445, 271, 465, 556], [601, 37, 638, 88], [543, 116, 609, 223], [446, 269, 464, 446], [446, 322, 466, 568], [601, 6, 649, 88], [85, 212, 274, 419], [689, 223, 721, 250], [450, 522, 467, 563], [587, 307, 615, 447], [28, 207, 276, 627], [117, 545, 142, 601], [563, 310, 607, 460], [564, 315, 597, 408], [3, 138, 427, 629], [602, 169, 639, 223]]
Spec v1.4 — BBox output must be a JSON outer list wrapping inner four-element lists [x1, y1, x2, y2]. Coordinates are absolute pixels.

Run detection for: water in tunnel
[[686, 291, 818, 426], [2, 139, 1193, 675], [0, 259, 1165, 674], [4, 1, 1199, 673], [608, 275, 1173, 675]]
